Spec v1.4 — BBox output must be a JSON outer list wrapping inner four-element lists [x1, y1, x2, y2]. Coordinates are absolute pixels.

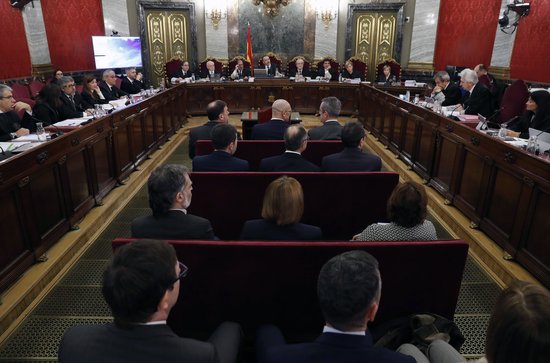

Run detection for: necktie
[[298, 70, 301, 76], [69, 95, 76, 110]]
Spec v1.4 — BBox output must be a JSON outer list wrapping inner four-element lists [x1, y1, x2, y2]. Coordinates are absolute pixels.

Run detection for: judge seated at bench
[[378, 64, 397, 85], [192, 123, 249, 171], [240, 176, 322, 241], [456, 68, 493, 118], [230, 59, 251, 81]]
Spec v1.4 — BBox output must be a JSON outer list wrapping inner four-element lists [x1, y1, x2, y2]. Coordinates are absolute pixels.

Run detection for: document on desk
[[109, 99, 128, 109], [54, 117, 93, 127]]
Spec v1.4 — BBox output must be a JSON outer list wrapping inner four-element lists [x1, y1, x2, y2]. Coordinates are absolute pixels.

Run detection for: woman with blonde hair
[[240, 176, 322, 240]]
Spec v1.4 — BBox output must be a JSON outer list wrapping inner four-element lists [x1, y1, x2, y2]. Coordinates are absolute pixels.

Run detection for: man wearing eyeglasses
[[99, 69, 129, 101], [59, 239, 242, 363], [0, 84, 33, 141], [131, 164, 217, 240], [58, 76, 92, 121]]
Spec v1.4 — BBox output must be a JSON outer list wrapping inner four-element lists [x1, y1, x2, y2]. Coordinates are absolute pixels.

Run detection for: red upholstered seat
[[115, 77, 122, 89], [316, 57, 340, 74], [258, 52, 283, 72], [478, 74, 491, 89], [28, 80, 45, 99], [228, 56, 251, 72], [498, 79, 529, 124], [347, 57, 368, 80], [17, 97, 35, 108], [11, 83, 31, 100], [165, 58, 183, 80], [199, 57, 225, 75], [376, 59, 401, 81], [258, 106, 272, 123], [287, 56, 311, 76], [75, 85, 83, 93]]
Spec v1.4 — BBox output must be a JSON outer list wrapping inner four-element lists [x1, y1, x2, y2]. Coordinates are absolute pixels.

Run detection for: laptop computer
[[253, 68, 270, 79], [529, 128, 550, 153]]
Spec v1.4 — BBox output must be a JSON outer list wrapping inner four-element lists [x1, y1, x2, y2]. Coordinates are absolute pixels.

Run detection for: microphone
[[535, 124, 550, 137]]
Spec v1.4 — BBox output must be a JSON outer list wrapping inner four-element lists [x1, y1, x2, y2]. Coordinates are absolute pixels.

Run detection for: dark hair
[[206, 100, 227, 121], [317, 250, 381, 331], [148, 164, 188, 217], [81, 74, 99, 98], [530, 90, 550, 128], [485, 281, 550, 363], [387, 181, 427, 228], [284, 124, 307, 151], [212, 123, 237, 150], [37, 83, 62, 108], [341, 121, 365, 148], [320, 96, 341, 118], [102, 240, 178, 326]]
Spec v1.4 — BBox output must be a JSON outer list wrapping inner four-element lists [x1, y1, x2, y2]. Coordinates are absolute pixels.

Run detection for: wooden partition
[[0, 85, 186, 292]]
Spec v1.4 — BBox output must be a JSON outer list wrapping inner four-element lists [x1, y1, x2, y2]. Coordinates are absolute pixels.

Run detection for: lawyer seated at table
[[0, 84, 33, 140], [33, 83, 61, 126], [431, 71, 462, 106], [240, 176, 322, 241], [454, 68, 493, 118], [58, 76, 93, 121], [507, 90, 550, 139], [340, 61, 363, 81], [377, 64, 397, 85], [80, 74, 109, 110]]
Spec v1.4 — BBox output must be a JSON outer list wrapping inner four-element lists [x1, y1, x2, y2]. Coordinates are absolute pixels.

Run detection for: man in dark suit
[[308, 97, 343, 140], [171, 60, 194, 84], [229, 59, 251, 81], [432, 71, 462, 106], [189, 100, 237, 159], [317, 59, 338, 81], [287, 57, 310, 81], [58, 239, 242, 363], [201, 60, 224, 81], [256, 250, 416, 363], [459, 68, 494, 117], [120, 67, 145, 94], [193, 123, 249, 171], [58, 76, 90, 121], [259, 124, 320, 172], [99, 69, 129, 101], [252, 99, 291, 140], [0, 84, 32, 140], [131, 164, 216, 239], [262, 55, 279, 77], [321, 121, 382, 172]]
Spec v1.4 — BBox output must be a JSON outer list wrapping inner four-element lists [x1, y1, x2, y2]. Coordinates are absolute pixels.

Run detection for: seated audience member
[[259, 124, 320, 172], [288, 57, 310, 81], [474, 63, 498, 90], [475, 63, 501, 109], [58, 239, 242, 363], [431, 71, 462, 106], [251, 99, 291, 140], [171, 60, 194, 84], [99, 69, 128, 101], [256, 250, 415, 363], [120, 67, 145, 94], [459, 68, 493, 117], [378, 64, 397, 85], [353, 181, 437, 241], [322, 121, 381, 172], [131, 164, 216, 240], [51, 69, 63, 84], [340, 60, 363, 81], [262, 55, 279, 77], [189, 100, 236, 159], [58, 76, 91, 121], [80, 74, 109, 109], [192, 123, 249, 171], [398, 280, 550, 363], [201, 60, 224, 81], [0, 84, 32, 140], [308, 96, 343, 140], [240, 176, 322, 240], [317, 59, 338, 81], [507, 90, 550, 139], [230, 59, 251, 81], [33, 83, 62, 126]]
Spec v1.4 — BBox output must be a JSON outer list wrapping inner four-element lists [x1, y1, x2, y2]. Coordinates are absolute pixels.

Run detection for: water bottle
[[338, 73, 342, 83], [36, 122, 47, 141], [526, 136, 538, 154], [191, 73, 196, 82], [414, 94, 420, 104], [498, 124, 508, 139], [405, 90, 410, 102]]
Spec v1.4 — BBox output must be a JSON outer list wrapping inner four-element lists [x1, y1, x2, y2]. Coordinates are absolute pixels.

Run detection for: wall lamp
[[206, 8, 227, 29]]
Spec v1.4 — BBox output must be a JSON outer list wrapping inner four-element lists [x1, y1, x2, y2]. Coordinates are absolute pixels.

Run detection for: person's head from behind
[[387, 181, 427, 228], [341, 121, 365, 148], [206, 100, 229, 122], [272, 99, 292, 122], [37, 83, 62, 107], [261, 176, 304, 226], [318, 250, 381, 331], [102, 240, 185, 327], [485, 281, 550, 363], [527, 90, 550, 116], [212, 123, 238, 154], [284, 124, 308, 152], [319, 96, 341, 122], [148, 164, 192, 217], [474, 64, 488, 77]]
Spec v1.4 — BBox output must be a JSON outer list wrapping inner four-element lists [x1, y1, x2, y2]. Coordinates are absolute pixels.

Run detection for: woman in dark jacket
[[80, 74, 109, 109], [33, 83, 61, 126], [508, 90, 550, 139]]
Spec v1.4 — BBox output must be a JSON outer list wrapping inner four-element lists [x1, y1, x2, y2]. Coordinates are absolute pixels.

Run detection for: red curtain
[[41, 0, 105, 71], [0, 3, 32, 79], [433, 0, 502, 71], [510, 1, 550, 83]]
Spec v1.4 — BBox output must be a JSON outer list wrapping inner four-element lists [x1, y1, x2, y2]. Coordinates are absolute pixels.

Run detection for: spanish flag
[[246, 22, 254, 76]]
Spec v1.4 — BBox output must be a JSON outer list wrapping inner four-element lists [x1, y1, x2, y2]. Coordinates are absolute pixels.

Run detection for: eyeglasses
[[0, 95, 15, 100], [64, 84, 76, 88], [173, 261, 188, 283]]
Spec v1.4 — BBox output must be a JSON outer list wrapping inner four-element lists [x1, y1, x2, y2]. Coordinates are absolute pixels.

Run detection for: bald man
[[251, 99, 292, 140]]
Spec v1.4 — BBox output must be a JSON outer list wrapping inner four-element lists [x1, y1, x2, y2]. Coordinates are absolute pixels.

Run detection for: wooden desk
[[240, 111, 302, 139]]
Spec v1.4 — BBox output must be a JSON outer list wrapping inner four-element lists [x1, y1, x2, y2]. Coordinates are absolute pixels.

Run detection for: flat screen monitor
[[92, 36, 143, 69]]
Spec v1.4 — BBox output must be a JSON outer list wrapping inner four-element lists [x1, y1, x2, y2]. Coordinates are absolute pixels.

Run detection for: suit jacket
[[378, 74, 397, 85], [189, 121, 221, 159], [288, 68, 311, 78], [0, 110, 36, 140], [193, 150, 249, 171], [262, 63, 278, 77], [341, 69, 363, 81], [240, 219, 322, 241], [58, 93, 86, 121], [172, 68, 194, 79], [259, 152, 320, 172], [441, 83, 462, 106], [317, 67, 338, 81], [263, 331, 415, 363], [308, 121, 342, 140], [33, 102, 60, 126], [230, 68, 251, 80], [201, 70, 224, 80], [321, 147, 382, 172], [463, 84, 493, 117], [58, 323, 219, 363], [131, 210, 216, 240], [510, 111, 550, 139], [120, 77, 145, 94], [80, 90, 109, 109], [251, 119, 289, 140], [99, 80, 128, 101]]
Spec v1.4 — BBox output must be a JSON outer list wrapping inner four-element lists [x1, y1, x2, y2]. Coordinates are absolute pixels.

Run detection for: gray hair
[[434, 71, 450, 82], [102, 69, 115, 79], [0, 84, 12, 96], [459, 68, 478, 84], [320, 97, 341, 118], [59, 76, 75, 87]]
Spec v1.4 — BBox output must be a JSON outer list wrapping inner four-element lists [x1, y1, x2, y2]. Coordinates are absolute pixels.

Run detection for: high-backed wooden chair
[[498, 79, 529, 124], [258, 106, 272, 123], [478, 74, 492, 89], [258, 52, 283, 72], [228, 56, 251, 72], [165, 58, 183, 81], [376, 59, 401, 81], [316, 57, 340, 74], [199, 57, 225, 75], [10, 83, 31, 100], [287, 56, 311, 76], [347, 57, 368, 80], [28, 80, 45, 99]]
